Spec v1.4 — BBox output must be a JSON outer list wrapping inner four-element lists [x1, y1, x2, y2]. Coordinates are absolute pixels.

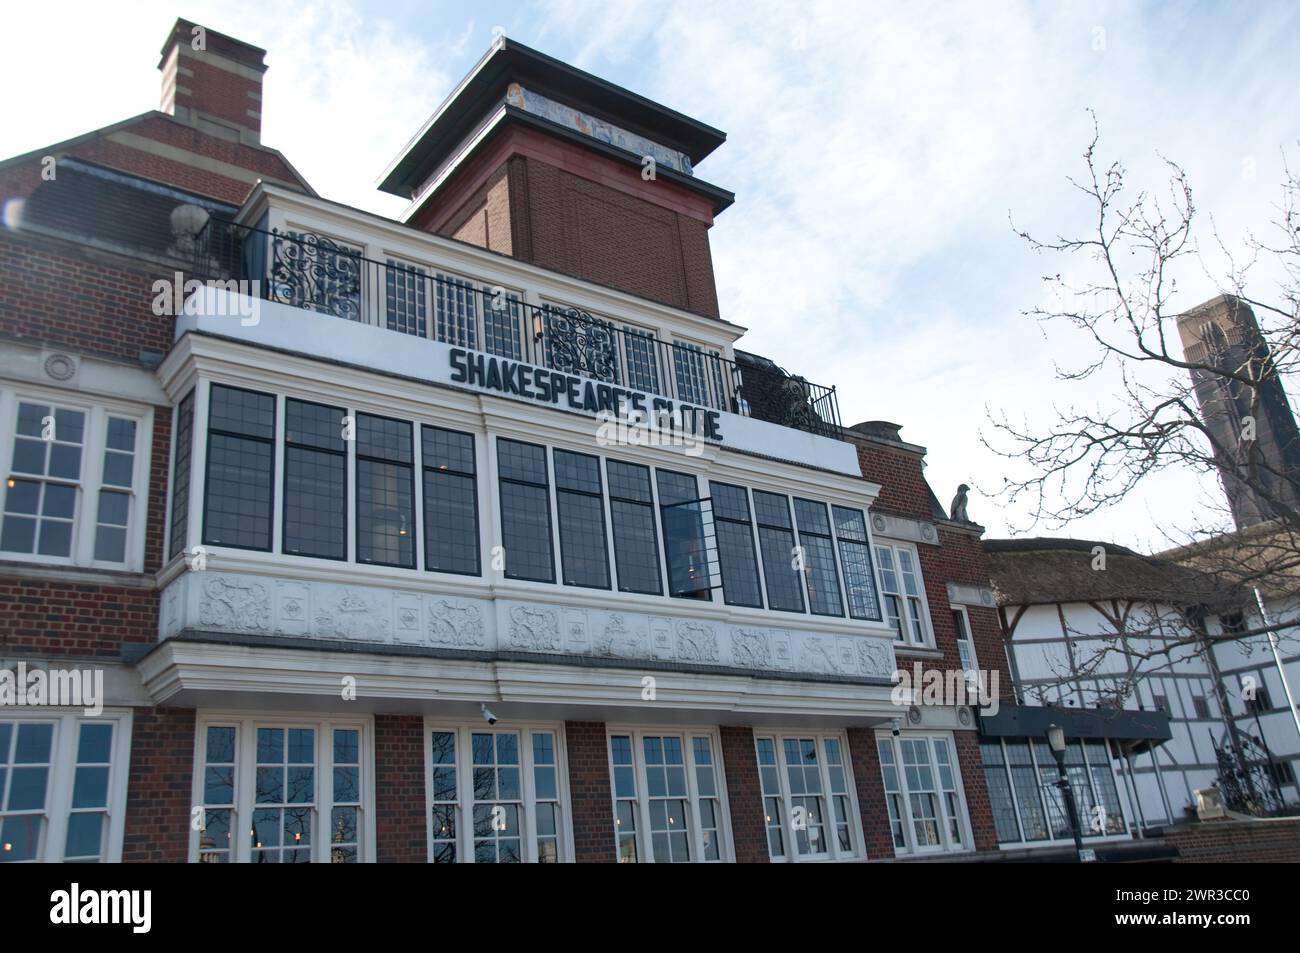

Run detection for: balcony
[[190, 219, 842, 439]]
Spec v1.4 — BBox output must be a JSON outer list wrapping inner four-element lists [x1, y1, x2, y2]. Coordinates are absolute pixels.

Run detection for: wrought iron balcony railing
[[192, 219, 842, 438]]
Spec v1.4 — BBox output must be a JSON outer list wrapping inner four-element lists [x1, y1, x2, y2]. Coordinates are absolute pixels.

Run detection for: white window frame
[[753, 730, 865, 863], [422, 719, 575, 863], [0, 708, 133, 863], [874, 539, 934, 647], [952, 604, 979, 685], [605, 725, 734, 863], [188, 712, 375, 863], [875, 730, 973, 856], [0, 387, 152, 571]]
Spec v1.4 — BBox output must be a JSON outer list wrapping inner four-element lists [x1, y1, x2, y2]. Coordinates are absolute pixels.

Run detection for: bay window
[[424, 723, 570, 863], [753, 733, 862, 861], [1, 391, 148, 570], [191, 715, 371, 863], [0, 711, 132, 863], [607, 728, 730, 863], [876, 732, 969, 854]]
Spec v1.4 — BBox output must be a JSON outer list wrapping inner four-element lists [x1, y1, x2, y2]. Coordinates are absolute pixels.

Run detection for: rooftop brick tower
[[378, 39, 733, 319]]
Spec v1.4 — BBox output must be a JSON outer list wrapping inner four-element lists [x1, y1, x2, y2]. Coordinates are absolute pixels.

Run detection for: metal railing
[[192, 218, 842, 437]]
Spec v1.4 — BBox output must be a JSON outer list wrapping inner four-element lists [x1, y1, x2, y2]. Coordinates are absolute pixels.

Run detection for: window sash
[[607, 728, 729, 863], [877, 733, 968, 854], [1, 394, 146, 569], [497, 438, 555, 583], [425, 723, 569, 863], [875, 542, 930, 645], [192, 716, 370, 864], [754, 732, 862, 862], [0, 712, 131, 863]]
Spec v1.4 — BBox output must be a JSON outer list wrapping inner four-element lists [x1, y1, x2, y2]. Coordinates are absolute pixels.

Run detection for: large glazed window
[[752, 490, 805, 612], [496, 439, 554, 582], [422, 426, 480, 575], [204, 384, 275, 551], [554, 449, 610, 588], [606, 729, 729, 863], [424, 723, 570, 863], [656, 470, 716, 600], [192, 716, 370, 863], [283, 399, 347, 560], [793, 498, 844, 616], [831, 506, 882, 621], [979, 737, 1126, 846], [0, 712, 132, 863], [709, 482, 762, 608], [606, 460, 662, 595], [355, 413, 414, 568]]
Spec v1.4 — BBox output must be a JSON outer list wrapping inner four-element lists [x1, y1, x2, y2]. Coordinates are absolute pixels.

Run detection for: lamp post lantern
[[1047, 724, 1088, 862]]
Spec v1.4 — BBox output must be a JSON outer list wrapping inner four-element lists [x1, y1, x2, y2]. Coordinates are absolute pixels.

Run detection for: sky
[[3, 0, 1298, 552]]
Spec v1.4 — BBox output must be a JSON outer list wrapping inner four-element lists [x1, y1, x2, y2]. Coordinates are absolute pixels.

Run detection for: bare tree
[[988, 114, 1300, 654]]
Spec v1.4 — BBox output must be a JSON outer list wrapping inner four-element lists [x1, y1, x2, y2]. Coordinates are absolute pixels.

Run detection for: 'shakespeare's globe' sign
[[449, 347, 724, 441]]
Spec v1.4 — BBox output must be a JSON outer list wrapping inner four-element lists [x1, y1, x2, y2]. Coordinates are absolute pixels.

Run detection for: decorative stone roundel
[[921, 524, 936, 542], [44, 353, 76, 381], [957, 706, 973, 727], [907, 705, 923, 725], [872, 514, 888, 532]]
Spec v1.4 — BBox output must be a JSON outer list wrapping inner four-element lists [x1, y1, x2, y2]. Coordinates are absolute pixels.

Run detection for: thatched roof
[[1158, 519, 1300, 603], [983, 537, 1247, 611]]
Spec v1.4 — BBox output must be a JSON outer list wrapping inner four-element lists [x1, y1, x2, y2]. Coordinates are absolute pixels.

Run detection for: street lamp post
[[1047, 724, 1087, 863]]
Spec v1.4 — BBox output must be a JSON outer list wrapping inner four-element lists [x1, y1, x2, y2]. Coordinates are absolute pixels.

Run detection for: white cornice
[[136, 638, 899, 726]]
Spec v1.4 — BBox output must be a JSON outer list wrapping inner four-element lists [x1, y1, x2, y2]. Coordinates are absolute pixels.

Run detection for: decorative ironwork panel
[[543, 306, 621, 384], [269, 230, 363, 321]]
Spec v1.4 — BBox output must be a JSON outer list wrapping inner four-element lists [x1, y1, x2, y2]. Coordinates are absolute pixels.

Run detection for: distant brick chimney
[[158, 18, 266, 144]]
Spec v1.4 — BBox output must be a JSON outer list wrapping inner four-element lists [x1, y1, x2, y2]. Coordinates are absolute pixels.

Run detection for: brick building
[[1, 19, 1093, 864]]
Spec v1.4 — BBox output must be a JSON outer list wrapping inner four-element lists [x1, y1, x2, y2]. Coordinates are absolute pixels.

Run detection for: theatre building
[[0, 21, 1016, 863]]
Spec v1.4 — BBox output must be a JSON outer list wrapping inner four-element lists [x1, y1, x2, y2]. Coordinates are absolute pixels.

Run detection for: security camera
[[891, 718, 902, 737], [480, 703, 498, 726]]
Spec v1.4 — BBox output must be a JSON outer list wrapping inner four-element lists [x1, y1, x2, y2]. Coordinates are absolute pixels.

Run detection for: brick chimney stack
[[158, 18, 267, 144]]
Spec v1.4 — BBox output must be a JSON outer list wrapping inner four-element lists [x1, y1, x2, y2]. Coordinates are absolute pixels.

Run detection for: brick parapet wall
[[1165, 817, 1300, 862]]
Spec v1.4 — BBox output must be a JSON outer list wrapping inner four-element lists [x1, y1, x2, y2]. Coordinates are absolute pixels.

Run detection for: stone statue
[[949, 483, 970, 522]]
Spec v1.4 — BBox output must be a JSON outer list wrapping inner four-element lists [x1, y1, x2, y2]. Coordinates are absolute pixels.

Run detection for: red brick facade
[[412, 123, 722, 319], [374, 714, 428, 863], [122, 706, 196, 862], [719, 725, 769, 863], [564, 721, 616, 863]]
